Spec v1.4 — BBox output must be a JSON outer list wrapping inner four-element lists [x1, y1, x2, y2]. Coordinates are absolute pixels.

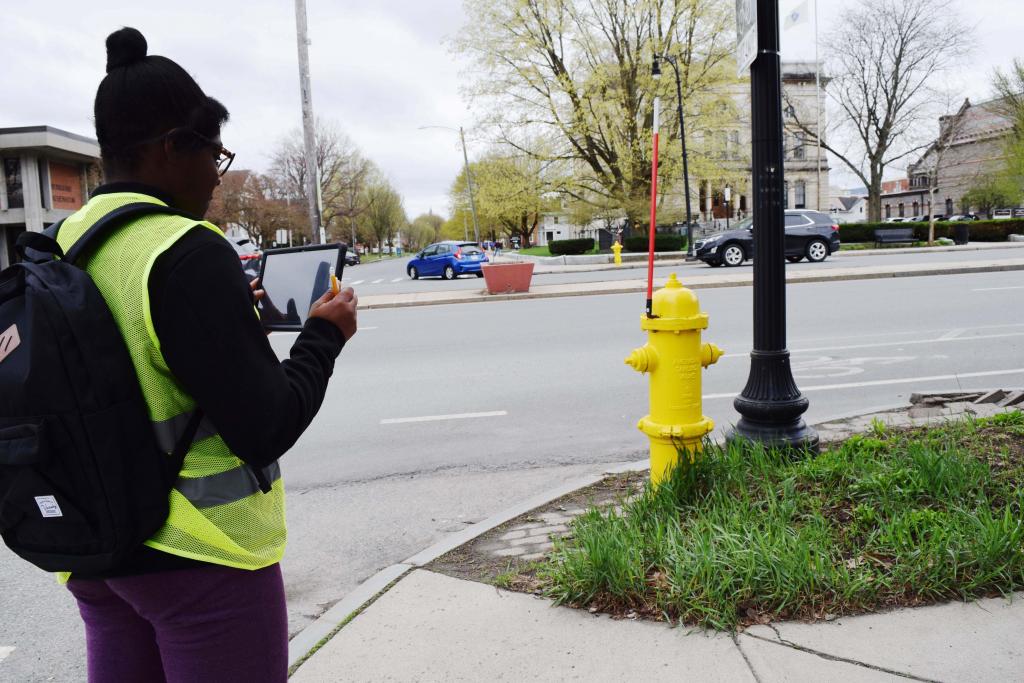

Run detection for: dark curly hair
[[94, 27, 230, 173]]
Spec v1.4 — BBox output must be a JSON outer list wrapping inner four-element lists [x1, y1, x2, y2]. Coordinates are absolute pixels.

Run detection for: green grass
[[540, 413, 1024, 630], [518, 245, 603, 257]]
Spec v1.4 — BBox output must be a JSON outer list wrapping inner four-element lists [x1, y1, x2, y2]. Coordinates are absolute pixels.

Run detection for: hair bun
[[105, 27, 148, 73]]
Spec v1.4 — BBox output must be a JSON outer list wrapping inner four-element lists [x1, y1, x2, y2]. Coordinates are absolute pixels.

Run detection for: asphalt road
[[342, 244, 1024, 295], [3, 267, 1024, 681]]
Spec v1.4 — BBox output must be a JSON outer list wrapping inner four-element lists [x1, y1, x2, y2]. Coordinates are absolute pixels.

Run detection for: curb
[[358, 259, 1024, 310], [286, 460, 647, 672]]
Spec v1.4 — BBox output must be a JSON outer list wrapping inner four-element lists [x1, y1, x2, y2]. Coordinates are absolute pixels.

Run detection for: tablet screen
[[256, 244, 345, 331]]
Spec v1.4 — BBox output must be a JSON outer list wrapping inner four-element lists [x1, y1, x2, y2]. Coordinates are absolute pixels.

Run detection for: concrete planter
[[481, 262, 535, 294]]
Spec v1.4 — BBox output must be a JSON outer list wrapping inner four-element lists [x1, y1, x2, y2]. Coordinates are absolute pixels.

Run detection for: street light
[[654, 53, 696, 258], [418, 125, 481, 245], [726, 0, 818, 453]]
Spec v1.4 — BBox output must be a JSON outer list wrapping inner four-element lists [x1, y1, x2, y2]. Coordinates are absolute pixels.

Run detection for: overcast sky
[[4, 0, 1021, 216]]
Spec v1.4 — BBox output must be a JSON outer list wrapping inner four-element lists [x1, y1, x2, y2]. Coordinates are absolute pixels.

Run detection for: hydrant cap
[[653, 273, 700, 319]]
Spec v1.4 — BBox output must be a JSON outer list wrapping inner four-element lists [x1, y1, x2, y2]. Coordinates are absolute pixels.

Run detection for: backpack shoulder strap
[[64, 202, 196, 266]]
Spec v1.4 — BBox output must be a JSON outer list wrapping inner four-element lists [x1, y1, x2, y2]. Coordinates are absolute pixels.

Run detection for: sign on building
[[48, 162, 84, 210], [735, 0, 757, 77]]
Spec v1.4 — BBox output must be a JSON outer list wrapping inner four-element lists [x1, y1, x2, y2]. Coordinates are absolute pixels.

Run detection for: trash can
[[953, 224, 969, 245]]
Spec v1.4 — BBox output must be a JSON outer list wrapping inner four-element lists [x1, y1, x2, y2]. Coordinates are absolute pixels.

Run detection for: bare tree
[[787, 0, 972, 222], [911, 99, 971, 244], [362, 179, 407, 255], [269, 120, 374, 239]]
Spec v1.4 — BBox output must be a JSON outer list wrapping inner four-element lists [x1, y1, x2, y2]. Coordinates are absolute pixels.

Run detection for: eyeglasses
[[130, 127, 235, 176]]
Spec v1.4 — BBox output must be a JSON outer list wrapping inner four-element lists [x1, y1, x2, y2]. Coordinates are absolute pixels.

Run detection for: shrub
[[623, 234, 684, 252], [836, 219, 1022, 243], [548, 238, 595, 256]]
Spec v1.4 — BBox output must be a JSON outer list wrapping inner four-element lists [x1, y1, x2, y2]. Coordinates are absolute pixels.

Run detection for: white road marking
[[938, 328, 964, 340], [973, 286, 1024, 291], [381, 410, 508, 425], [703, 367, 1024, 400], [391, 277, 403, 283], [348, 280, 364, 286], [720, 331, 1024, 359], [0, 647, 14, 664], [372, 279, 384, 284]]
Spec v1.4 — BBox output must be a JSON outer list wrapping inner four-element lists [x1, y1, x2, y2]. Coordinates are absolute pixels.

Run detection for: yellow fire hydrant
[[625, 274, 723, 485], [611, 241, 622, 266]]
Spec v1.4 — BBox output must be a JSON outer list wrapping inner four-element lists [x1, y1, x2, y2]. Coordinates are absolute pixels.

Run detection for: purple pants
[[67, 563, 287, 683]]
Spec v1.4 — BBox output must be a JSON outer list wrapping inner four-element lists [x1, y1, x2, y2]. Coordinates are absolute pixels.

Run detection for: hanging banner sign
[[735, 0, 757, 76]]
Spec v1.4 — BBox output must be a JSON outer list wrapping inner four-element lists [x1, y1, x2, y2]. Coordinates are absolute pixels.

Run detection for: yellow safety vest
[[56, 191, 286, 570]]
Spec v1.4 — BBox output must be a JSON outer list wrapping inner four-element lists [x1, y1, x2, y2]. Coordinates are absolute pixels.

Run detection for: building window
[[912, 201, 919, 216], [3, 158, 23, 209], [553, 216, 560, 224], [795, 181, 806, 209], [793, 134, 806, 160], [729, 131, 740, 160], [898, 203, 905, 217], [885, 204, 891, 218], [546, 231, 554, 243], [945, 198, 953, 215]]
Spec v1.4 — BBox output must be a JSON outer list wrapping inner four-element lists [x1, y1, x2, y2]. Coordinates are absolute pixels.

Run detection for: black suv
[[694, 210, 840, 267]]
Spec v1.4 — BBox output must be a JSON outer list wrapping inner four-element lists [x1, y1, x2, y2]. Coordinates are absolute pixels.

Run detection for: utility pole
[[294, 0, 321, 244], [459, 127, 481, 244], [727, 0, 817, 452]]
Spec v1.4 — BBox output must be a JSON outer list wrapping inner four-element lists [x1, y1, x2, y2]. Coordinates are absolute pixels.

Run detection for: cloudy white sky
[[4, 1, 1021, 216]]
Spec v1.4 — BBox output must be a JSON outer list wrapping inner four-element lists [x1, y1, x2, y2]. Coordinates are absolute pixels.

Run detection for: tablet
[[256, 243, 346, 331]]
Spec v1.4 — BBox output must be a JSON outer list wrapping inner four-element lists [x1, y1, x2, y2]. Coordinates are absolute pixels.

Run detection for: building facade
[[880, 99, 1015, 219], [1, 126, 101, 268]]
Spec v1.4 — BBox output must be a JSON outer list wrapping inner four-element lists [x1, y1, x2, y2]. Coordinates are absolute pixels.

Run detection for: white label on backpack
[[34, 496, 63, 518]]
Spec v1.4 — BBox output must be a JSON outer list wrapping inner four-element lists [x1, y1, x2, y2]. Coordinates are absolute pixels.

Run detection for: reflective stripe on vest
[[177, 462, 282, 509], [152, 410, 219, 453]]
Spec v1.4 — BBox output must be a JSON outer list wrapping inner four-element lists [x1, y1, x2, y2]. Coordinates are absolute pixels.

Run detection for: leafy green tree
[[455, 0, 736, 229], [961, 176, 1020, 217], [363, 179, 407, 254], [992, 59, 1024, 197], [409, 212, 445, 249]]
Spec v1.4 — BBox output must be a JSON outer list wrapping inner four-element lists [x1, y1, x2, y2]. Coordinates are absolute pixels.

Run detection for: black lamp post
[[655, 54, 695, 257], [726, 0, 818, 453]]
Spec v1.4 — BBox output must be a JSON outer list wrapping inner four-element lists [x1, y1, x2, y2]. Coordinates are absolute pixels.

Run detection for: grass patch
[[540, 412, 1024, 630], [518, 245, 603, 257]]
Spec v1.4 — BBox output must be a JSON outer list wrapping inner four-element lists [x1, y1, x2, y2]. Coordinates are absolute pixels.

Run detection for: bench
[[874, 227, 916, 247]]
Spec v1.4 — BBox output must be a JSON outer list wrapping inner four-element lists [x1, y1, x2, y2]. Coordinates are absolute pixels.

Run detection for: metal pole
[[294, 0, 321, 244], [727, 0, 818, 453], [814, 0, 822, 212], [665, 56, 695, 257], [459, 127, 481, 244], [462, 212, 468, 241]]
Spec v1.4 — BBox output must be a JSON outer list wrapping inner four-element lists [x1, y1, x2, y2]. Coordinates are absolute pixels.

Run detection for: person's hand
[[309, 286, 358, 340], [249, 277, 266, 305]]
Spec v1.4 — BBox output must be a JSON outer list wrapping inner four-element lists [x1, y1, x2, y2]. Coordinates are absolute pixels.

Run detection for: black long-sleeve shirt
[[80, 183, 346, 577]]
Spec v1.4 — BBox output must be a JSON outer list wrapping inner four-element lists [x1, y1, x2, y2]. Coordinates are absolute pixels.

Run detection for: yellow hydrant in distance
[[611, 241, 623, 266], [625, 274, 723, 485]]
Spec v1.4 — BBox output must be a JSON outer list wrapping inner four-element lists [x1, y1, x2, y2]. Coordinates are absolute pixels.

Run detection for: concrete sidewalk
[[359, 256, 1024, 310], [291, 568, 1023, 682]]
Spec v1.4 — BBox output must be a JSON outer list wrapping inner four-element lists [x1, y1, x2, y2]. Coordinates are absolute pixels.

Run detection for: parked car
[[693, 210, 840, 267], [230, 238, 262, 279], [406, 241, 489, 279], [344, 248, 361, 266], [884, 217, 906, 223], [947, 214, 978, 221]]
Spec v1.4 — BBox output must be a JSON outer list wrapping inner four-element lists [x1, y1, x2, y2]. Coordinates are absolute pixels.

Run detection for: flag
[[783, 0, 809, 30]]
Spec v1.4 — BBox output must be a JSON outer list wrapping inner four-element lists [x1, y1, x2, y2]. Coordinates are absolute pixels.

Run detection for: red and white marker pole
[[646, 89, 661, 317]]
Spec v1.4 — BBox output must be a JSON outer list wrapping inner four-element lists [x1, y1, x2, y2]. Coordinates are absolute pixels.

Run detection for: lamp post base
[[727, 350, 820, 453]]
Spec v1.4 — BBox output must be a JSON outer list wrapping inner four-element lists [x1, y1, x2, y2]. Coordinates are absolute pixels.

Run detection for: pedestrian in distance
[[30, 27, 356, 682]]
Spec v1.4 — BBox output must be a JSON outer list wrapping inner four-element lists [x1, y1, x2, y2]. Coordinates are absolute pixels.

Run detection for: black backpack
[[0, 203, 202, 573]]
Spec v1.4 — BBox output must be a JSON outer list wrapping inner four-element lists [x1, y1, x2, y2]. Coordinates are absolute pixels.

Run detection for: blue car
[[407, 241, 489, 280]]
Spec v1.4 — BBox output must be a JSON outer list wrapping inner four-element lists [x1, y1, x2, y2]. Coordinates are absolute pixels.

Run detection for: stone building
[[693, 61, 831, 225], [881, 98, 1015, 219], [1, 126, 101, 269]]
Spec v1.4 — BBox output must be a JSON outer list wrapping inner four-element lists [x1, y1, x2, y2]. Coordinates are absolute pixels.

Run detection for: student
[[58, 27, 357, 682]]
